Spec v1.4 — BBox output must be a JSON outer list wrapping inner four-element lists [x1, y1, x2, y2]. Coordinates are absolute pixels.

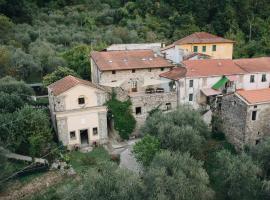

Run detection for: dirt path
[[0, 171, 65, 200]]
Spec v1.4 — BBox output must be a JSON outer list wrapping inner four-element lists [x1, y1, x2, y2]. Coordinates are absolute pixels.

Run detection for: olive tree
[[211, 150, 262, 200], [144, 150, 214, 200]]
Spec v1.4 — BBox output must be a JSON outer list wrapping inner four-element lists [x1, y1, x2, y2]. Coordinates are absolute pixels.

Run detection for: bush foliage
[[106, 93, 136, 139]]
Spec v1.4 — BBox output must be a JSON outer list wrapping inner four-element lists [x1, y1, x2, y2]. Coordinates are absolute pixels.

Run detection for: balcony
[[128, 87, 176, 97]]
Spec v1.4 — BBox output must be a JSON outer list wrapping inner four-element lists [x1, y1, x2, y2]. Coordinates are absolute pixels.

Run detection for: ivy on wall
[[106, 92, 136, 139]]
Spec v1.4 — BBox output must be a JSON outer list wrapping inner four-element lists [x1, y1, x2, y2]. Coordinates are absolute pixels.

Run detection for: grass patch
[[68, 147, 110, 173]]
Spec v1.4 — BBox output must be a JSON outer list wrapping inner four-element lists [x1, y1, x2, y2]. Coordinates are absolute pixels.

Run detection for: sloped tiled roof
[[174, 32, 235, 45], [160, 67, 187, 80], [160, 59, 246, 79], [234, 57, 270, 73], [236, 88, 270, 104], [48, 75, 104, 96], [90, 50, 174, 71]]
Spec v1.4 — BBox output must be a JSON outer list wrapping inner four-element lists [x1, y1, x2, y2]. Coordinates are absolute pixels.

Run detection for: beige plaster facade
[[178, 43, 233, 59], [48, 83, 108, 149]]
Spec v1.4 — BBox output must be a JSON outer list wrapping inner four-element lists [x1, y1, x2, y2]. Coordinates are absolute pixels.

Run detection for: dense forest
[[0, 0, 270, 82]]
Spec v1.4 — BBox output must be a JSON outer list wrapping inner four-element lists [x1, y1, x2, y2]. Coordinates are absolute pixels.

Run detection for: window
[[255, 139, 260, 145], [78, 97, 85, 105], [136, 107, 142, 115], [132, 69, 136, 73], [189, 93, 193, 101], [202, 46, 206, 52], [112, 70, 116, 74], [250, 75, 255, 83], [193, 46, 198, 52], [93, 127, 98, 135], [262, 74, 267, 82], [189, 80, 194, 87], [166, 103, 172, 110], [160, 67, 164, 71], [131, 81, 137, 92], [254, 105, 257, 108], [252, 110, 257, 121], [148, 68, 152, 72], [212, 45, 216, 51], [70, 131, 76, 140]]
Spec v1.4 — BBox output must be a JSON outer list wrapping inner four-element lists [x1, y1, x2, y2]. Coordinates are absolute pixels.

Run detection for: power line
[[0, 144, 63, 184], [0, 110, 35, 129]]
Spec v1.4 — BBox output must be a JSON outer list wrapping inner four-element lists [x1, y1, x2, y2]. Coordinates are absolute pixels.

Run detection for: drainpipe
[[176, 80, 180, 107]]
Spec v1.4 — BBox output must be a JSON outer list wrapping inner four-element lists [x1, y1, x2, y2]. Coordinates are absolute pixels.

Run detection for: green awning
[[212, 76, 229, 90]]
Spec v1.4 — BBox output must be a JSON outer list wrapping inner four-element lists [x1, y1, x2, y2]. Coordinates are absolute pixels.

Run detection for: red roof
[[174, 32, 234, 45], [236, 88, 270, 104], [160, 67, 187, 80], [160, 59, 246, 79], [48, 75, 104, 96], [91, 50, 174, 71], [234, 57, 270, 73]]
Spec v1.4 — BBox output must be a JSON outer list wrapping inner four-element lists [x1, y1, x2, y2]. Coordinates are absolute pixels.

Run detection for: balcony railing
[[129, 87, 175, 97]]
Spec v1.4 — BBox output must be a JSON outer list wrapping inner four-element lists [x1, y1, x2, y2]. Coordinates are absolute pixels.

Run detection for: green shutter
[[202, 46, 206, 52], [212, 76, 229, 90]]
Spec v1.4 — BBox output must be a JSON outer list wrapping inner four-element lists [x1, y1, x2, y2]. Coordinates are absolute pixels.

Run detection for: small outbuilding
[[221, 88, 270, 150]]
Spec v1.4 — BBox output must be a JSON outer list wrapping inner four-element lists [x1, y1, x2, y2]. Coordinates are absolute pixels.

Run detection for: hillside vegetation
[[0, 0, 270, 82]]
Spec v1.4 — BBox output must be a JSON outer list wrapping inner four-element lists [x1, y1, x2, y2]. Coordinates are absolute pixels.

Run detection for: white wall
[[176, 72, 270, 108], [242, 73, 270, 90], [162, 46, 185, 64]]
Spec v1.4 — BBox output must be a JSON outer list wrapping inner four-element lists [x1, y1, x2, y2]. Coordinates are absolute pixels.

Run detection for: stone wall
[[221, 94, 248, 150], [54, 95, 66, 112], [56, 117, 69, 146], [98, 112, 108, 144], [100, 67, 172, 93], [130, 91, 177, 126], [221, 94, 270, 150], [245, 104, 270, 146]]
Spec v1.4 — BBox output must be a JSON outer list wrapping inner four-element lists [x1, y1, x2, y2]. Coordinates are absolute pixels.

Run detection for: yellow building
[[165, 32, 234, 59]]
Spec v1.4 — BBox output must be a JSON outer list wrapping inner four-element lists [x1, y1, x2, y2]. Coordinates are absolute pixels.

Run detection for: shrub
[[106, 93, 136, 139], [133, 135, 160, 166]]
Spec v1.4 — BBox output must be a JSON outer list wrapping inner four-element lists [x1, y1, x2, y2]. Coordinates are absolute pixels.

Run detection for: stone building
[[48, 75, 108, 149], [90, 49, 177, 124], [221, 88, 270, 150]]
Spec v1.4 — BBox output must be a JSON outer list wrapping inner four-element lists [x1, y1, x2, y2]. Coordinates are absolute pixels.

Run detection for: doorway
[[80, 129, 89, 146]]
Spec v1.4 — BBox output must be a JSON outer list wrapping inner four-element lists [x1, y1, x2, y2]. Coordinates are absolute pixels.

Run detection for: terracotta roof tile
[[160, 67, 187, 80], [174, 32, 234, 45], [90, 50, 174, 71], [161, 59, 246, 79], [48, 75, 104, 96], [236, 88, 270, 104], [234, 57, 270, 73]]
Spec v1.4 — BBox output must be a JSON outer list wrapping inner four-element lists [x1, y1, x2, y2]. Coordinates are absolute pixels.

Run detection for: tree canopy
[[144, 150, 214, 200], [0, 0, 270, 82], [43, 66, 79, 86], [141, 106, 210, 158]]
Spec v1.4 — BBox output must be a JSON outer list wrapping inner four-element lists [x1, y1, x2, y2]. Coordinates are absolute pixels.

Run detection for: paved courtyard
[[119, 139, 142, 174]]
